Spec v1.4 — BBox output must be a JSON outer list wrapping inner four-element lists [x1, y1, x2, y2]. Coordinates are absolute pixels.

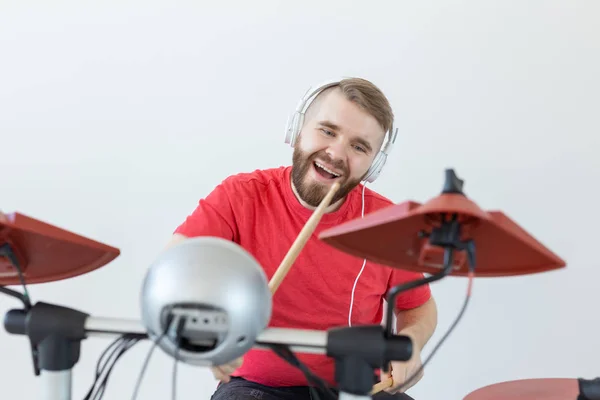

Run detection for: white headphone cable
[[348, 183, 367, 327]]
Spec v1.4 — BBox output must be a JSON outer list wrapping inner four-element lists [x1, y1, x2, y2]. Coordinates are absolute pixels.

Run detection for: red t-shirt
[[174, 166, 431, 387]]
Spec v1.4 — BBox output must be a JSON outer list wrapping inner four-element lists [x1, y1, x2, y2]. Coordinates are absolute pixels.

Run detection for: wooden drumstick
[[268, 182, 341, 294], [370, 377, 393, 395]]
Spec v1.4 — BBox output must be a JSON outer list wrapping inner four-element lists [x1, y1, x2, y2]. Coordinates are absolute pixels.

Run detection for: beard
[[291, 146, 363, 208]]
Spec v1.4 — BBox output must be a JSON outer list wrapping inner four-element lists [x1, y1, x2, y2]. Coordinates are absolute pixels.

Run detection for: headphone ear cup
[[293, 114, 304, 146], [284, 113, 295, 145], [363, 152, 387, 183], [285, 112, 302, 147], [289, 113, 304, 147]]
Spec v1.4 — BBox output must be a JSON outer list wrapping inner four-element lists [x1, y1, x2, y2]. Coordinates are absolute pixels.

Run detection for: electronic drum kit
[[1, 168, 591, 400]]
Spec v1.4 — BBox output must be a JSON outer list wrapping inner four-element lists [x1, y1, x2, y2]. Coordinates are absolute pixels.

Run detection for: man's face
[[291, 89, 386, 208]]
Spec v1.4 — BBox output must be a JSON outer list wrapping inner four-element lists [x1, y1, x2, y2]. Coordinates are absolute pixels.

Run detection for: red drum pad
[[463, 378, 579, 400], [318, 170, 566, 277], [0, 212, 120, 285]]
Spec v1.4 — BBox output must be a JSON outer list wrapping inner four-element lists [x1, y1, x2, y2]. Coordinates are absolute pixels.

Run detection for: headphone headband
[[284, 78, 398, 183]]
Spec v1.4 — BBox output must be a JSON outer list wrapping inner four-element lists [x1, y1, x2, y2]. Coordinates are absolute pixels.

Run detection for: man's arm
[[163, 233, 189, 249], [395, 297, 438, 352], [380, 297, 438, 392], [169, 176, 239, 244]]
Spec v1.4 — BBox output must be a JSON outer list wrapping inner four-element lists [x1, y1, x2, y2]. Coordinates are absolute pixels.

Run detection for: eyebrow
[[318, 120, 374, 153]]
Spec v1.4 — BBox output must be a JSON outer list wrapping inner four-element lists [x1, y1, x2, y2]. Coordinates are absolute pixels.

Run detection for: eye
[[320, 129, 334, 136], [353, 145, 367, 153]]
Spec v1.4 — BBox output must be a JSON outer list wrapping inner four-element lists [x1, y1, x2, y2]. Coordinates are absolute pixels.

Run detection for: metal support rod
[[42, 370, 72, 400]]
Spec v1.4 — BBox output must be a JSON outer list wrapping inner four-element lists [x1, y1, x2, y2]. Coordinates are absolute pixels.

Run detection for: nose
[[325, 138, 348, 163]]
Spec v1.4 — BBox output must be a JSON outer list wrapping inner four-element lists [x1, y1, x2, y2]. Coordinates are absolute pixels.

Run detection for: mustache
[[310, 152, 348, 175]]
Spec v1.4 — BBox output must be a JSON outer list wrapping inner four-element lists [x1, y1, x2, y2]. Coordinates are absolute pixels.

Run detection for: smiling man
[[167, 77, 438, 400], [289, 81, 390, 209]]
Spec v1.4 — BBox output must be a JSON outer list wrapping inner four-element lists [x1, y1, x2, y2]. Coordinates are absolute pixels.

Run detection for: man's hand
[[381, 352, 424, 393], [0, 211, 7, 223], [210, 356, 243, 383], [380, 331, 425, 393]]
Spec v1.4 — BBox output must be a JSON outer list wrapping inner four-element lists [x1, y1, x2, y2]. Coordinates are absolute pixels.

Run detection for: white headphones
[[284, 78, 399, 183]]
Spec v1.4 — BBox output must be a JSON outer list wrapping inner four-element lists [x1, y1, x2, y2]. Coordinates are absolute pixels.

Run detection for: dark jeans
[[210, 377, 416, 400]]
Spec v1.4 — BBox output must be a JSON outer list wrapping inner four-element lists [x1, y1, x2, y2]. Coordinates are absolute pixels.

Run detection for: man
[[166, 77, 438, 399]]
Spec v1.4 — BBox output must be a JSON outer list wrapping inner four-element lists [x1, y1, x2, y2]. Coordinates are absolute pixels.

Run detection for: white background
[[1, 1, 599, 399]]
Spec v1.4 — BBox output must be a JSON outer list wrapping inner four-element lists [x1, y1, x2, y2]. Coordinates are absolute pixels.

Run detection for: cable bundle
[[83, 333, 145, 400]]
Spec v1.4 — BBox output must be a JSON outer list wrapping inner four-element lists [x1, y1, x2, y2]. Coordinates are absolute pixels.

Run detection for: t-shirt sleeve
[[173, 178, 239, 242], [384, 268, 432, 311]]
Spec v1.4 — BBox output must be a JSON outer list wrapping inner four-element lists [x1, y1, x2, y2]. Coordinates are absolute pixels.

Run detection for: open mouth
[[313, 161, 342, 180]]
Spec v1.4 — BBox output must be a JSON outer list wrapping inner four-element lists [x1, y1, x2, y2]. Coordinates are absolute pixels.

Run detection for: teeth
[[315, 162, 340, 177]]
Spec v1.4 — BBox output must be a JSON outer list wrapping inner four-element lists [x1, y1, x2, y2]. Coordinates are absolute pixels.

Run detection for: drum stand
[[3, 299, 414, 400]]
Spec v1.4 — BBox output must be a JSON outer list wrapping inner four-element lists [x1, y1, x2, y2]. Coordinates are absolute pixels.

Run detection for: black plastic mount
[[0, 240, 92, 375], [326, 325, 412, 396], [579, 378, 600, 400], [442, 168, 465, 194], [4, 302, 89, 374]]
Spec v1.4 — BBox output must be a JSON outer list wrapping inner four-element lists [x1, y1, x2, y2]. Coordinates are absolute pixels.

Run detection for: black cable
[[91, 339, 128, 399], [388, 245, 476, 395], [0, 243, 38, 376], [131, 314, 175, 400], [0, 243, 31, 309], [84, 334, 144, 400], [130, 333, 165, 400], [0, 285, 29, 307], [95, 336, 142, 399], [96, 337, 126, 375], [269, 345, 324, 397], [83, 335, 126, 400], [267, 344, 337, 400], [83, 313, 178, 400], [384, 244, 456, 339]]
